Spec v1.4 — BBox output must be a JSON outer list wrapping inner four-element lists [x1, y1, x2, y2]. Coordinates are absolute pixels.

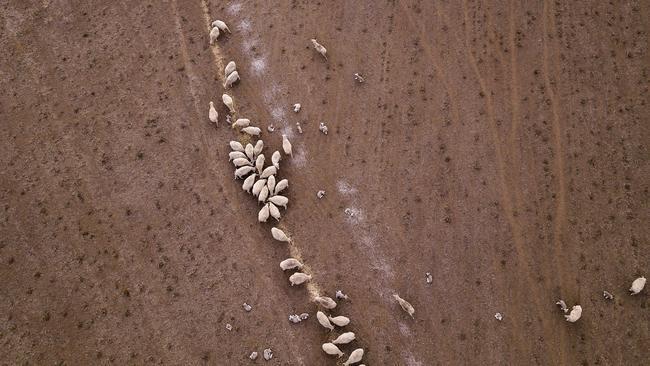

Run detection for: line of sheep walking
[[207, 17, 367, 365], [205, 14, 647, 364]]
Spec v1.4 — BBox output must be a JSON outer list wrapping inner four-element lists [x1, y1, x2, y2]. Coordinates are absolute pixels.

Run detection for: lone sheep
[[289, 272, 312, 286], [630, 276, 646, 295], [282, 135, 292, 157], [565, 305, 582, 323], [208, 102, 218, 125], [393, 294, 415, 318], [279, 258, 303, 271], [271, 227, 290, 242], [343, 348, 364, 366], [321, 343, 343, 358], [310, 39, 328, 59]]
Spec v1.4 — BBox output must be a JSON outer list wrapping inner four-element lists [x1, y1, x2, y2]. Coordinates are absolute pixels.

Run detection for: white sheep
[[274, 179, 289, 195], [245, 143, 255, 160], [242, 173, 257, 193], [229, 151, 246, 161], [271, 227, 290, 242], [268, 195, 288, 209], [314, 296, 337, 309], [630, 276, 646, 295], [252, 179, 267, 196], [229, 140, 244, 152], [343, 348, 364, 366], [258, 204, 270, 222], [235, 166, 255, 179], [260, 166, 277, 179], [321, 343, 343, 358], [331, 332, 355, 345], [258, 185, 269, 203], [232, 118, 250, 128], [267, 175, 276, 193], [317, 311, 334, 331], [254, 140, 264, 155], [242, 126, 261, 136], [222, 93, 234, 113], [272, 150, 281, 169], [310, 38, 328, 59], [224, 61, 236, 78], [211, 20, 230, 33], [279, 258, 303, 271], [393, 294, 415, 318], [269, 202, 281, 221], [565, 305, 582, 323], [293, 103, 301, 113], [282, 134, 292, 157], [225, 70, 240, 88], [328, 315, 350, 327], [255, 154, 265, 174], [208, 101, 218, 125], [209, 26, 220, 44], [289, 272, 312, 286], [232, 157, 253, 167]]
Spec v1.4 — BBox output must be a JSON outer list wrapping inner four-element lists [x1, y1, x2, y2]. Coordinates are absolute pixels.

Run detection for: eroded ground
[[1, 0, 649, 365]]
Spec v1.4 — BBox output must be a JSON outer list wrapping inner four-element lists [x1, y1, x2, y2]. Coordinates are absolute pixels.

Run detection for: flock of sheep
[[205, 15, 647, 364], [207, 19, 372, 365]]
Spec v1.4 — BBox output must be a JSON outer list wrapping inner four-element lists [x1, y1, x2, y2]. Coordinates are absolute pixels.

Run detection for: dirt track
[[1, 0, 649, 365]]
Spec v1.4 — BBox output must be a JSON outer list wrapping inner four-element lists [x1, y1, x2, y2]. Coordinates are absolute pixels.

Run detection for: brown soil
[[1, 1, 649, 365]]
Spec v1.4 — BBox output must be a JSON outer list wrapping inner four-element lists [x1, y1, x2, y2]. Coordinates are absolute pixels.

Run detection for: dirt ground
[[1, 0, 649, 365]]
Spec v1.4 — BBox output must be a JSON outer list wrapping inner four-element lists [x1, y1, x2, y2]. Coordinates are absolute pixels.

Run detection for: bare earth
[[1, 0, 649, 365]]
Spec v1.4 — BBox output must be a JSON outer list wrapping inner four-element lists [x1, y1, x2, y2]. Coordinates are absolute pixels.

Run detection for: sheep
[[253, 140, 264, 155], [393, 294, 415, 318], [269, 202, 281, 221], [209, 26, 220, 44], [274, 179, 289, 195], [268, 195, 288, 209], [232, 118, 250, 129], [272, 150, 281, 169], [293, 103, 301, 113], [630, 276, 646, 295], [279, 258, 303, 271], [252, 179, 267, 196], [565, 305, 582, 322], [224, 61, 236, 78], [255, 154, 265, 174], [317, 311, 334, 331], [282, 134, 292, 157], [271, 227, 290, 242], [331, 332, 355, 345], [208, 101, 218, 125], [235, 166, 255, 179], [314, 296, 337, 309], [225, 70, 240, 88], [328, 315, 350, 327], [321, 343, 343, 358], [229, 151, 246, 161], [343, 348, 364, 366], [258, 185, 269, 203], [211, 20, 230, 33], [261, 166, 277, 179], [222, 93, 235, 113], [267, 175, 276, 193], [232, 157, 253, 167], [310, 38, 328, 59], [242, 126, 261, 136], [229, 141, 244, 152], [242, 173, 257, 193], [289, 272, 312, 286], [258, 204, 270, 222], [245, 143, 255, 160]]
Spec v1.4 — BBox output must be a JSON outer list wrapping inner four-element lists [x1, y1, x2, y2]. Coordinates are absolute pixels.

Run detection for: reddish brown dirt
[[1, 1, 649, 365]]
